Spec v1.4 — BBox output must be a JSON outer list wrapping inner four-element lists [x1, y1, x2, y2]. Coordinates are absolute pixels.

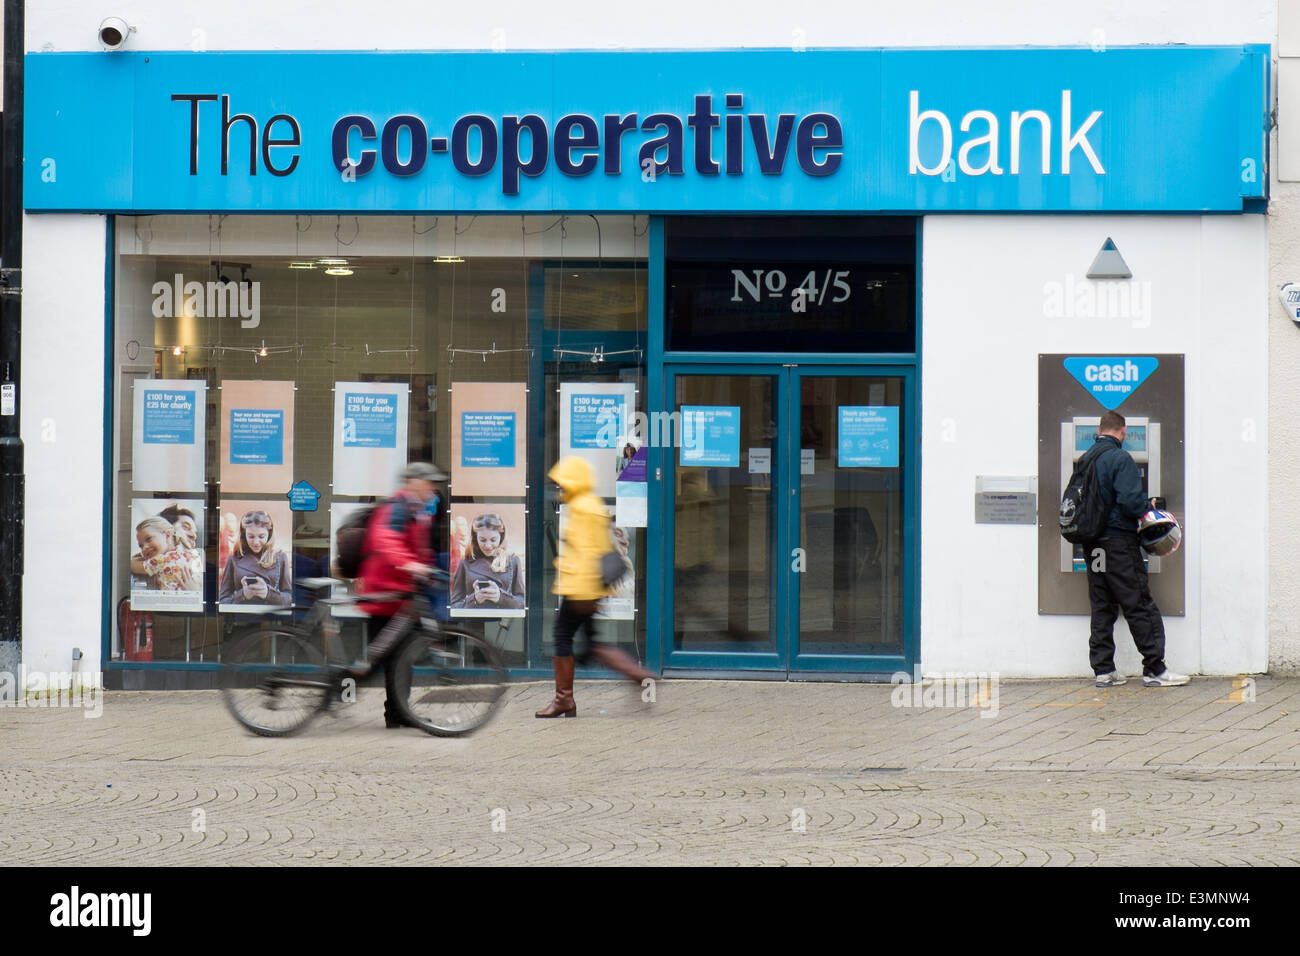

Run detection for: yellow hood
[[548, 456, 594, 500]]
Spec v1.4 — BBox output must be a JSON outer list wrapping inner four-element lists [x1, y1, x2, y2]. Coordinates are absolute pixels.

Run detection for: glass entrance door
[[663, 365, 914, 675]]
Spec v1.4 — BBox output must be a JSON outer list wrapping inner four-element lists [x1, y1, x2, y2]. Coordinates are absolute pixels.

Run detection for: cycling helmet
[[1137, 509, 1182, 556]]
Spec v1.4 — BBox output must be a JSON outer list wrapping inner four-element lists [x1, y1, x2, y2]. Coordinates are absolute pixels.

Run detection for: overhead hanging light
[[316, 257, 349, 267], [432, 255, 465, 264], [325, 266, 354, 276], [288, 261, 317, 270]]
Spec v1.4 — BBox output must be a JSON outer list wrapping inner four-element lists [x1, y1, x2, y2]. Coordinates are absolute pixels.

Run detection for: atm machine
[[1060, 416, 1164, 573]]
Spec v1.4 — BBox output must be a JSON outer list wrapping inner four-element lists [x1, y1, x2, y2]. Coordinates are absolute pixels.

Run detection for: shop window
[[112, 215, 647, 666]]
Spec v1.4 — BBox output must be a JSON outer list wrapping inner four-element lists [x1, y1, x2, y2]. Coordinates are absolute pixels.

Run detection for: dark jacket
[[1090, 434, 1147, 536]]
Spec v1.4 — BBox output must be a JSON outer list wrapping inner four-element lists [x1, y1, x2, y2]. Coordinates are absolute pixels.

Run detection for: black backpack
[[1059, 444, 1114, 544], [334, 504, 380, 578]]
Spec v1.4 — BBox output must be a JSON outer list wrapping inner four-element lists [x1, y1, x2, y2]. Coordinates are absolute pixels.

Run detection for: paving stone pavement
[[2, 676, 1299, 865]]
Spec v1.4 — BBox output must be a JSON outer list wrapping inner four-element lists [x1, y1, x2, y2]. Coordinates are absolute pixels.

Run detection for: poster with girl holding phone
[[448, 504, 526, 618], [216, 500, 293, 612]]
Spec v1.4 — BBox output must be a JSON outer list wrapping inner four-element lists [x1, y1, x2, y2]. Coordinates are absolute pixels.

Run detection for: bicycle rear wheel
[[394, 628, 508, 736], [220, 626, 333, 737]]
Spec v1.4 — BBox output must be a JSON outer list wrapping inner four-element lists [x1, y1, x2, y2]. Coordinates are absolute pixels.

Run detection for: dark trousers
[[552, 598, 601, 660], [1086, 534, 1167, 677], [367, 615, 413, 719]]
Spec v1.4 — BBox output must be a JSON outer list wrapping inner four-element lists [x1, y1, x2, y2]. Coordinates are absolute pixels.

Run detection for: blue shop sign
[[24, 47, 1267, 213]]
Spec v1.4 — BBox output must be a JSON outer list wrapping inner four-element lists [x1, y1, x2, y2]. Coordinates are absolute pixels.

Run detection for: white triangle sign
[[1087, 237, 1132, 279]]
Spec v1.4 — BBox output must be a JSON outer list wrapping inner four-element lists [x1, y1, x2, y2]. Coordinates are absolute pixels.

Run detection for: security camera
[[1281, 282, 1300, 325], [98, 17, 135, 51]]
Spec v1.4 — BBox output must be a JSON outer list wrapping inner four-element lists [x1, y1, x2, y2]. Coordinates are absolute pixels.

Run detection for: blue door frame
[[652, 362, 918, 677]]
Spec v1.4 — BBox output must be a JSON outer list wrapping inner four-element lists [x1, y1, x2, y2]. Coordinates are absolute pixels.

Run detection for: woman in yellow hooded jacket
[[537, 456, 653, 718]]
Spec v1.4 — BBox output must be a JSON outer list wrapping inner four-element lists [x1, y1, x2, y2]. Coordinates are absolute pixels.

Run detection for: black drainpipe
[[0, 0, 25, 661]]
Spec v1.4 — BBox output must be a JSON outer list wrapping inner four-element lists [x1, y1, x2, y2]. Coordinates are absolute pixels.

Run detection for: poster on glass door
[[220, 380, 295, 494], [132, 379, 206, 492], [333, 381, 410, 496], [450, 382, 527, 497], [128, 498, 205, 612], [559, 382, 636, 499]]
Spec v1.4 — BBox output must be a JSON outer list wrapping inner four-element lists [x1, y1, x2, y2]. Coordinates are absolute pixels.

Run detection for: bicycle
[[220, 576, 508, 738]]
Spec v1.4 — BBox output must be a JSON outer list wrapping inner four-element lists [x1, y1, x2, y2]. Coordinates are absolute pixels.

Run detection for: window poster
[[220, 381, 295, 493], [615, 444, 648, 527], [557, 504, 636, 620], [560, 382, 637, 499], [128, 499, 205, 612], [448, 502, 526, 619], [838, 406, 899, 468], [333, 381, 411, 496], [132, 379, 206, 492], [680, 405, 741, 467], [216, 499, 294, 613], [450, 382, 527, 497]]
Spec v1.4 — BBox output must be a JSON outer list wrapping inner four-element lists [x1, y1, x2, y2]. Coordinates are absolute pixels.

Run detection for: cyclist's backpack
[[334, 504, 379, 579], [1059, 444, 1113, 545]]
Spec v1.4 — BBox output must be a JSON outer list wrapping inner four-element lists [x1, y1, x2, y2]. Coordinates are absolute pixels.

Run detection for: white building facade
[[14, 1, 1285, 687]]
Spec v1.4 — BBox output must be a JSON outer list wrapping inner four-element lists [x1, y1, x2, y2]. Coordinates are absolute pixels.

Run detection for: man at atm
[[1086, 410, 1190, 688]]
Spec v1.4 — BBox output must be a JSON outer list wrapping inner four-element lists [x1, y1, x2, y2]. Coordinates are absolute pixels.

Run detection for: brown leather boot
[[535, 656, 577, 718], [589, 644, 654, 685]]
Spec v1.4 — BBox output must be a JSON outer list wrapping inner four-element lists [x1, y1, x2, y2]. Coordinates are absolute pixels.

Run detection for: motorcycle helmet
[[1137, 509, 1182, 556]]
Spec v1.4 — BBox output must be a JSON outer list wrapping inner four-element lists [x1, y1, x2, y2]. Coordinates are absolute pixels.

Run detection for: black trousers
[[552, 598, 601, 660], [366, 615, 413, 718], [1085, 534, 1167, 677]]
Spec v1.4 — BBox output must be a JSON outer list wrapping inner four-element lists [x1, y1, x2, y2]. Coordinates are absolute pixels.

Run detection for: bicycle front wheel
[[220, 626, 333, 737], [393, 628, 508, 736]]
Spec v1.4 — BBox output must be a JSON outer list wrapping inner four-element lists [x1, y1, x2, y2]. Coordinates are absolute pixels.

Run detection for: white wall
[[921, 216, 1268, 677], [1270, 24, 1300, 674], [25, 1, 1274, 52], [20, 214, 107, 681]]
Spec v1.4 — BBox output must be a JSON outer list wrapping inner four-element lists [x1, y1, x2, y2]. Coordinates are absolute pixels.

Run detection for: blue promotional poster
[[680, 406, 741, 468], [461, 412, 517, 468], [838, 406, 900, 468], [220, 380, 295, 493], [142, 388, 196, 445], [560, 382, 637, 498], [132, 378, 206, 492], [333, 381, 411, 496], [229, 409, 285, 466], [450, 382, 528, 497], [342, 392, 399, 448]]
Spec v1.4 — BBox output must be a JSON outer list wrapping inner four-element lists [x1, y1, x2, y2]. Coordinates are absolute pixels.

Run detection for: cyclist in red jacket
[[353, 462, 448, 727]]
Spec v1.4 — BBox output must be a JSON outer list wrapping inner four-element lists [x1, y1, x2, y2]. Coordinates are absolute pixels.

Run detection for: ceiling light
[[316, 257, 349, 267], [432, 255, 465, 264], [288, 261, 317, 270], [325, 267, 354, 276]]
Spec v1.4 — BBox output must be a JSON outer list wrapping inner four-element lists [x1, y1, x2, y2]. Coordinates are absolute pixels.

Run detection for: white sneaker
[[1142, 669, 1190, 687], [1094, 671, 1127, 687]]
